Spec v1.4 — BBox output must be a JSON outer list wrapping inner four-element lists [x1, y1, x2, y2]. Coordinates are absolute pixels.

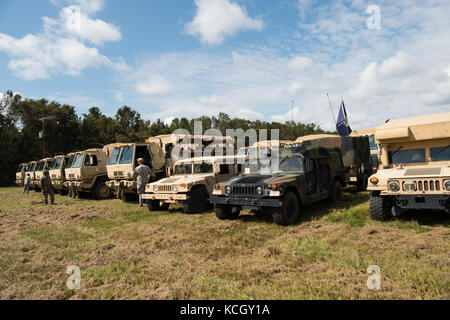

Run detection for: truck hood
[[228, 173, 299, 186], [152, 173, 212, 186], [375, 165, 450, 179]]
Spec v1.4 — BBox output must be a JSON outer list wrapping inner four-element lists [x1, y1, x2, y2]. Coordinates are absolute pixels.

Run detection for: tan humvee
[[367, 112, 450, 220], [350, 128, 381, 171], [106, 134, 234, 202], [15, 163, 27, 186], [143, 155, 243, 214], [48, 155, 70, 195], [64, 144, 117, 200], [33, 158, 54, 192]]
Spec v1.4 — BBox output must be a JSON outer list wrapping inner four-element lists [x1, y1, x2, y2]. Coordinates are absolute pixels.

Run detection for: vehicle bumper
[[52, 180, 66, 190], [210, 196, 282, 208], [393, 195, 450, 211], [142, 193, 188, 201], [15, 179, 23, 186], [106, 180, 136, 193]]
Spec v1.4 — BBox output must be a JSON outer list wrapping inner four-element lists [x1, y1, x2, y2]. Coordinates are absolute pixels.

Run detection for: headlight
[[153, 185, 158, 192], [225, 186, 232, 194], [444, 180, 450, 191], [389, 181, 400, 192], [173, 185, 178, 192], [256, 186, 263, 195]]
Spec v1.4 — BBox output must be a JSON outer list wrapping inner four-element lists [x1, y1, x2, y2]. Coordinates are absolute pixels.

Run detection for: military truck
[[106, 134, 234, 202], [211, 145, 346, 226], [143, 155, 243, 213], [368, 112, 450, 220], [32, 158, 53, 192], [290, 134, 371, 191], [15, 163, 27, 186], [351, 128, 381, 172], [237, 140, 293, 157], [25, 161, 38, 190], [48, 155, 70, 195], [64, 145, 115, 200]]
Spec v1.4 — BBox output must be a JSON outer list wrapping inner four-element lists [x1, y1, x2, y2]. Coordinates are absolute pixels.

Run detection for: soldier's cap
[[137, 158, 144, 163]]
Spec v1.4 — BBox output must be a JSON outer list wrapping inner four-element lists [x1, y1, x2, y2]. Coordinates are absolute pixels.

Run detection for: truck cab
[[49, 155, 69, 195], [211, 145, 346, 226], [33, 158, 53, 192], [15, 163, 26, 186], [143, 155, 243, 214], [368, 112, 450, 220]]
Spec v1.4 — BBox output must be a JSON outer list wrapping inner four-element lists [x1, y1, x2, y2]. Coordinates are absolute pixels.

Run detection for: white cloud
[[135, 75, 173, 95], [50, 0, 105, 13], [185, 0, 263, 45], [289, 56, 314, 71], [286, 82, 304, 95]]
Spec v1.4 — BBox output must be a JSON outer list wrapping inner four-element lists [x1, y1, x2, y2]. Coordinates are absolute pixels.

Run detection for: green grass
[[0, 187, 448, 299]]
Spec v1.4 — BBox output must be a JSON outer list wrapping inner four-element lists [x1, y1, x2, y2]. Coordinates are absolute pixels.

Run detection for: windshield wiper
[[391, 146, 403, 156], [435, 144, 450, 156]]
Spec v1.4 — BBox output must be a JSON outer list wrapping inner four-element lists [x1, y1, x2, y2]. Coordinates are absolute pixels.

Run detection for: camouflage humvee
[[210, 145, 346, 226], [64, 145, 116, 200], [33, 158, 54, 192], [15, 163, 27, 186], [368, 112, 450, 220], [106, 134, 234, 202], [143, 155, 243, 213], [289, 134, 371, 191], [48, 155, 70, 195]]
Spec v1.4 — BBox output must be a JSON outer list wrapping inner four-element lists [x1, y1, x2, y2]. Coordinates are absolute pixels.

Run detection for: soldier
[[133, 158, 151, 207], [41, 169, 55, 205], [23, 173, 31, 194]]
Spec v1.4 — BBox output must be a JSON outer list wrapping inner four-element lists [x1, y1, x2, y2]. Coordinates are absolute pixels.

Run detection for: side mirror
[[370, 155, 379, 169]]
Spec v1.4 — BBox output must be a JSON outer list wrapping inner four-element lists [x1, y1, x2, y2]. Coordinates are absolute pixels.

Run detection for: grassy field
[[0, 186, 448, 300]]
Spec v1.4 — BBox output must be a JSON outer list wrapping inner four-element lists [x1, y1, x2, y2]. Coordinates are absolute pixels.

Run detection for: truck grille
[[158, 185, 172, 192], [69, 174, 75, 178], [114, 171, 124, 177], [402, 179, 441, 192], [231, 185, 256, 196]]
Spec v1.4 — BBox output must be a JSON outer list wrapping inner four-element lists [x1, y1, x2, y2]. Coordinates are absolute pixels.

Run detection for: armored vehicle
[[33, 158, 53, 192], [64, 145, 115, 200], [106, 134, 233, 202], [290, 134, 371, 191], [211, 145, 346, 226], [351, 128, 381, 172], [368, 112, 450, 220], [15, 163, 27, 186], [48, 155, 70, 195], [143, 155, 243, 213]]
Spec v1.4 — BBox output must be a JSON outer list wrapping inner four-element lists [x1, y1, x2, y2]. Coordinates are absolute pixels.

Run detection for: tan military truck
[[106, 134, 234, 202], [33, 158, 54, 192], [15, 163, 27, 186], [64, 145, 116, 200], [143, 155, 243, 213], [26, 161, 38, 190], [368, 112, 450, 220], [351, 128, 381, 172], [49, 155, 70, 195]]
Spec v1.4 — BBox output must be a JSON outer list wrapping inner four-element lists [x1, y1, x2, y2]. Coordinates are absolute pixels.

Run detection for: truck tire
[[272, 191, 299, 226], [121, 192, 136, 202], [357, 174, 369, 192], [215, 204, 240, 220], [182, 187, 208, 214], [329, 180, 343, 202], [147, 200, 161, 211], [92, 180, 111, 200], [370, 192, 393, 221]]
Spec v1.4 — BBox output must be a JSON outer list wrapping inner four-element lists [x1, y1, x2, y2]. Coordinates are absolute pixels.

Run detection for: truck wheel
[[121, 192, 135, 202], [215, 204, 240, 220], [357, 174, 369, 192], [92, 181, 111, 200], [370, 192, 393, 221], [330, 180, 343, 202], [182, 187, 208, 214], [147, 200, 161, 211], [272, 191, 299, 226]]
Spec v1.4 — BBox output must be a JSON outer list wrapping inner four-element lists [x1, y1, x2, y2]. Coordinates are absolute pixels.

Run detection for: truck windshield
[[174, 163, 192, 175], [52, 158, 62, 170], [17, 165, 23, 173], [108, 148, 120, 165], [388, 148, 425, 164], [71, 154, 83, 168], [430, 145, 450, 162], [66, 155, 75, 168], [119, 146, 133, 164], [193, 162, 214, 174], [244, 156, 303, 175], [36, 161, 45, 171]]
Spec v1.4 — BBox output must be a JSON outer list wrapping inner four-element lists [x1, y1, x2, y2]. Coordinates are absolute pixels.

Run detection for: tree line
[[0, 91, 329, 186]]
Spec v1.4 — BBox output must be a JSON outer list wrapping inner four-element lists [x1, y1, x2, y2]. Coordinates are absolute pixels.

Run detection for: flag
[[336, 100, 352, 137]]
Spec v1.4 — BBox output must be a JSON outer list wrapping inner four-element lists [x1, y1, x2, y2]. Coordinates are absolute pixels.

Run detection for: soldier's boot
[[139, 194, 144, 207], [50, 190, 55, 205]]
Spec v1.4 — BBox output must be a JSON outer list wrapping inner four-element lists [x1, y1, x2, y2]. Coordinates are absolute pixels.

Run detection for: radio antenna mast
[[326, 93, 337, 124]]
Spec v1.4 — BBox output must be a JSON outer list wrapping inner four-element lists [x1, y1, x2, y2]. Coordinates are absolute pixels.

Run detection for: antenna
[[291, 100, 294, 141], [326, 93, 337, 124]]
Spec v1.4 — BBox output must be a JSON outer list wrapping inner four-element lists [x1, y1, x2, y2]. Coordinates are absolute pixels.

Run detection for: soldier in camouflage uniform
[[133, 158, 151, 207], [41, 169, 55, 205]]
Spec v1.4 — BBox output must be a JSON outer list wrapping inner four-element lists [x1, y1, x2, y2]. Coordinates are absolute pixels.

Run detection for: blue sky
[[1, 0, 449, 131]]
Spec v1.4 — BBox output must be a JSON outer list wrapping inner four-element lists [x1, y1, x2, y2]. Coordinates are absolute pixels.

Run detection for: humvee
[[289, 134, 371, 191], [64, 145, 116, 200], [143, 155, 243, 213], [350, 128, 381, 172], [106, 134, 234, 202], [368, 112, 450, 220], [33, 158, 54, 192], [48, 155, 70, 195], [211, 145, 346, 226], [15, 163, 27, 186]]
